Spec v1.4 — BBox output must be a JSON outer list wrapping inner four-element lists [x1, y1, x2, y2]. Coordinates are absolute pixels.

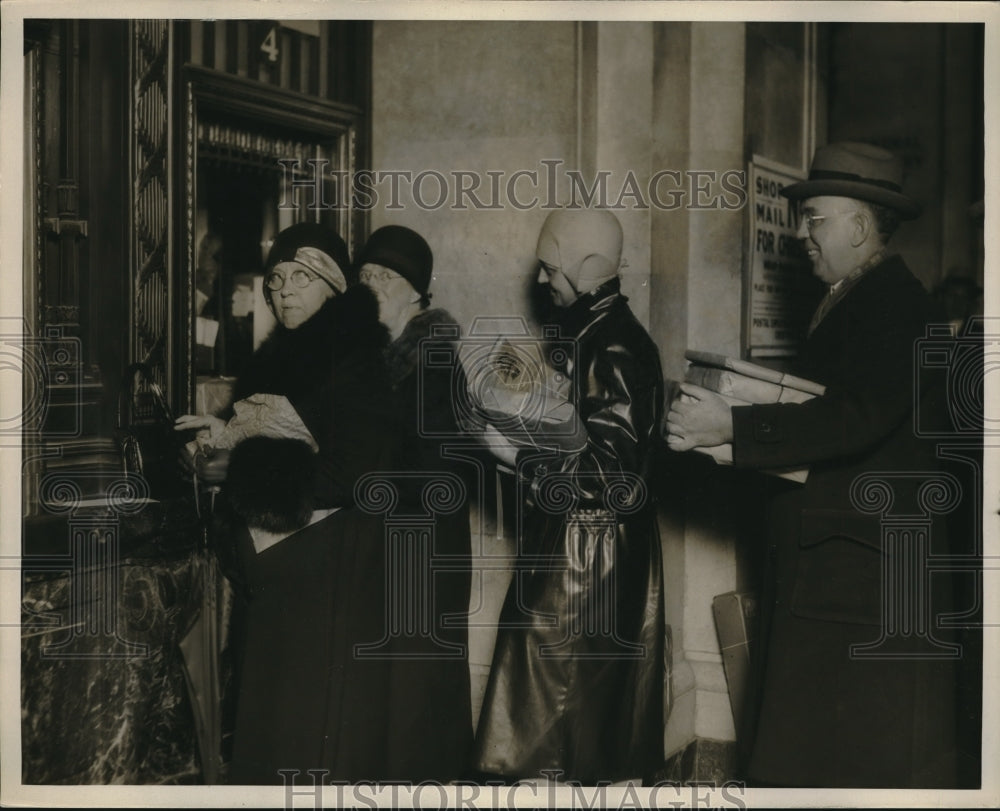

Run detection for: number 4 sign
[[260, 25, 278, 63]]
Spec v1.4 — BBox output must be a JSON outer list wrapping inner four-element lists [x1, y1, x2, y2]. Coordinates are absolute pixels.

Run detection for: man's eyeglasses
[[265, 268, 318, 291], [800, 209, 858, 233]]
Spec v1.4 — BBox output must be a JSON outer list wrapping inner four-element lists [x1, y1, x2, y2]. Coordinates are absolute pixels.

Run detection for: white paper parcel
[[186, 393, 318, 456], [464, 337, 588, 453]]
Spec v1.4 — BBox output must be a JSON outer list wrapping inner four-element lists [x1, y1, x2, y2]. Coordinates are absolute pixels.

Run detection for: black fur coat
[[379, 306, 475, 779], [225, 284, 395, 523], [226, 294, 473, 784], [384, 308, 468, 470]]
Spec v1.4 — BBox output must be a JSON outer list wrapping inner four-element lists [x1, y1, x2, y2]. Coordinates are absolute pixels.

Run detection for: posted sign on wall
[[744, 158, 821, 358]]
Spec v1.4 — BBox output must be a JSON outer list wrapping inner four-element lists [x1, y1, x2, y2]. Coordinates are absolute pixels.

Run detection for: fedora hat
[[780, 141, 921, 219]]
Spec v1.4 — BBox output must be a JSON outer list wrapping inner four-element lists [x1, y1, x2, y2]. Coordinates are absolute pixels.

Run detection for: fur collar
[[234, 284, 388, 402], [385, 308, 460, 387]]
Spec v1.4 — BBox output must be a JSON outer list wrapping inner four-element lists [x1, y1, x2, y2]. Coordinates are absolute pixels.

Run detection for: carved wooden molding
[[25, 45, 44, 335], [175, 65, 362, 411], [130, 21, 171, 394]]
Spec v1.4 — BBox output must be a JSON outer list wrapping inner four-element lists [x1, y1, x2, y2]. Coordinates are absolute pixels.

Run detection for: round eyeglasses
[[799, 209, 858, 234], [801, 214, 827, 232], [265, 268, 317, 291], [359, 266, 401, 285]]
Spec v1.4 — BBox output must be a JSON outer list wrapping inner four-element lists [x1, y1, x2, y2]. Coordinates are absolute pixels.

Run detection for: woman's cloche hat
[[356, 225, 434, 299], [262, 222, 351, 307]]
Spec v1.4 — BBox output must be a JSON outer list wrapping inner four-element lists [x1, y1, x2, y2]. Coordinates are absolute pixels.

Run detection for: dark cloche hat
[[265, 221, 351, 280], [780, 141, 921, 220], [357, 225, 433, 297]]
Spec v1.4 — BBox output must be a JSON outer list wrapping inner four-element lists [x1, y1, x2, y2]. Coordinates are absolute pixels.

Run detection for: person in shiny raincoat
[[473, 208, 667, 784]]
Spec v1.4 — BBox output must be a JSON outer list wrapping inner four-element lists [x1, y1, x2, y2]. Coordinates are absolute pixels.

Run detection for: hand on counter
[[174, 413, 226, 442]]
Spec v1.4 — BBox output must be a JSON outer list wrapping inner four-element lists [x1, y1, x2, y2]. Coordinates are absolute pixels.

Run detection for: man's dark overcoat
[[731, 254, 959, 788]]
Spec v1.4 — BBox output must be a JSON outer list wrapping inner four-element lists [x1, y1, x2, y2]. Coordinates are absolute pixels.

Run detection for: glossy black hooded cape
[[473, 278, 668, 783]]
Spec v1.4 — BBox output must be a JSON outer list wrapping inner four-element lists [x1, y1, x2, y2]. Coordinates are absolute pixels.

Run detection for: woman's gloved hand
[[174, 413, 226, 445], [175, 414, 229, 483]]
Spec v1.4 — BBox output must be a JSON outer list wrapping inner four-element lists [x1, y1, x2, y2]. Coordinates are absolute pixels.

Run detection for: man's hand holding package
[[665, 383, 734, 451]]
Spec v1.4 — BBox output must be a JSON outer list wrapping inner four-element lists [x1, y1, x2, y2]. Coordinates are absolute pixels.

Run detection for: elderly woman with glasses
[[175, 222, 410, 784], [176, 221, 393, 523]]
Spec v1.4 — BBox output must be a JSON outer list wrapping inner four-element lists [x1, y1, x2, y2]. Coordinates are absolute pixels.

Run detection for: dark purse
[[116, 363, 188, 501]]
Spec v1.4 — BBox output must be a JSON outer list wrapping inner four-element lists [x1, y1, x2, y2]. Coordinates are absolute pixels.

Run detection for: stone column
[[576, 21, 654, 326], [650, 21, 749, 779], [578, 21, 750, 777]]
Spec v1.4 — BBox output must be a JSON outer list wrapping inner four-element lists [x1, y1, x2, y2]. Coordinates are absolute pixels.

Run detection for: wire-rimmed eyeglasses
[[265, 268, 318, 291], [359, 266, 401, 285], [799, 209, 858, 234]]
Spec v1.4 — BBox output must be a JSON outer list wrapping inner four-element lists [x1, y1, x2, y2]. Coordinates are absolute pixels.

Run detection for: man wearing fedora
[[667, 142, 960, 787]]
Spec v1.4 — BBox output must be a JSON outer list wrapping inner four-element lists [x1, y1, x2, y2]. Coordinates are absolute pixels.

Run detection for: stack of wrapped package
[[682, 350, 826, 483]]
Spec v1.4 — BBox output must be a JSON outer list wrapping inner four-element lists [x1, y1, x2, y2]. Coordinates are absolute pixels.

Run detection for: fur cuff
[[225, 437, 317, 532]]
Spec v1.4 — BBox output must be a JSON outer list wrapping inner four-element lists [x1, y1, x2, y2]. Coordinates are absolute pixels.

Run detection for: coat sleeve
[[289, 354, 396, 509], [519, 338, 663, 510], [412, 337, 467, 455], [731, 284, 934, 470]]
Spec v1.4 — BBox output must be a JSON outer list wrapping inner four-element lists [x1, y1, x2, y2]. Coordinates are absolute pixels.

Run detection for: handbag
[[116, 363, 187, 500]]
